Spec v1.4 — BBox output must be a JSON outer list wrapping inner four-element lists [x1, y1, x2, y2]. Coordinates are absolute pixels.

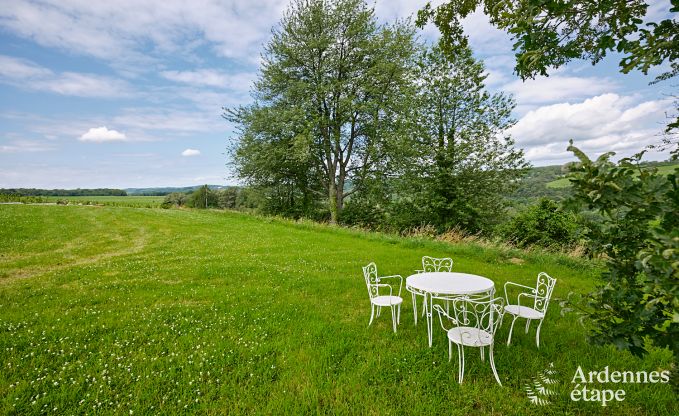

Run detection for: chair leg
[[489, 344, 502, 386], [391, 306, 397, 333], [448, 340, 452, 362], [458, 345, 465, 384], [525, 319, 531, 334], [507, 315, 519, 346], [480, 346, 485, 362], [377, 306, 381, 317], [411, 292, 418, 325], [397, 304, 401, 325], [536, 320, 544, 348], [368, 304, 375, 326]]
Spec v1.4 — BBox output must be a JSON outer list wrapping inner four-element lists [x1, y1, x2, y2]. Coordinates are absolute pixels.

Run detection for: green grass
[[547, 163, 679, 188], [0, 205, 676, 415], [43, 195, 165, 207]]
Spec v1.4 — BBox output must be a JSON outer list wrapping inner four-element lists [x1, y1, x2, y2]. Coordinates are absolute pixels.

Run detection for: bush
[[187, 186, 218, 209], [215, 188, 239, 209], [161, 192, 188, 208], [500, 198, 578, 249]]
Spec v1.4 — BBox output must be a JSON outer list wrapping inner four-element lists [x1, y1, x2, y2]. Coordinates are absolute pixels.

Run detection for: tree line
[[0, 188, 127, 196]]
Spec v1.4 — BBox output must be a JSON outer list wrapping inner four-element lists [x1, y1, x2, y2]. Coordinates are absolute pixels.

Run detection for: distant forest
[[1, 188, 127, 196]]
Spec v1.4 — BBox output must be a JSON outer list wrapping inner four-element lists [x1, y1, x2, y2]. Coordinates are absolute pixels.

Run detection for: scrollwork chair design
[[503, 272, 557, 348], [410, 256, 454, 322], [362, 262, 403, 333], [433, 296, 505, 385]]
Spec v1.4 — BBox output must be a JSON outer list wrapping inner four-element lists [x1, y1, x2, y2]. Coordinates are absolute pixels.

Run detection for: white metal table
[[406, 272, 495, 347]]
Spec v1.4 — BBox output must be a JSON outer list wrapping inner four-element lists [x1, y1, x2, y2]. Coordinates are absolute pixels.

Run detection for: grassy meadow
[[0, 205, 676, 414], [43, 195, 165, 208]]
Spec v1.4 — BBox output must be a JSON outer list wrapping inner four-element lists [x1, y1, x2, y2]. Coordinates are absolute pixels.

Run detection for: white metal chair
[[504, 272, 557, 348], [433, 296, 505, 386], [411, 256, 453, 322], [362, 262, 403, 333]]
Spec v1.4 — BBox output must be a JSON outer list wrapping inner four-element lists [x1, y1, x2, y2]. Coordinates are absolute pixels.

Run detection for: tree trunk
[[328, 178, 338, 224]]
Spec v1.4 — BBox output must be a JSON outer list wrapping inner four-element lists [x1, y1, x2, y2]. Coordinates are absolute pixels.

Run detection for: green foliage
[[161, 192, 189, 208], [215, 187, 238, 209], [417, 0, 676, 82], [501, 198, 579, 250], [0, 188, 127, 196], [187, 185, 218, 209], [226, 0, 418, 223], [388, 44, 528, 233], [566, 143, 679, 368], [0, 193, 49, 204]]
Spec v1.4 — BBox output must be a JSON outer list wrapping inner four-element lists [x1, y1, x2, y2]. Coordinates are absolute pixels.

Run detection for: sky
[[0, 0, 676, 189]]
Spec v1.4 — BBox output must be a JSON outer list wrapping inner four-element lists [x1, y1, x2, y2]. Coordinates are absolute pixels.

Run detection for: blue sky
[[0, 0, 676, 189]]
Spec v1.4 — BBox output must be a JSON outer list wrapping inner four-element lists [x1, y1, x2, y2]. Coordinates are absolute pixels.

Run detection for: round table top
[[406, 272, 494, 295]]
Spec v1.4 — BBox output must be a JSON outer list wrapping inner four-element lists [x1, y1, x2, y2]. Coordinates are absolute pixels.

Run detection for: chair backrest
[[451, 296, 505, 340], [422, 256, 453, 272], [533, 272, 557, 314], [362, 262, 379, 299]]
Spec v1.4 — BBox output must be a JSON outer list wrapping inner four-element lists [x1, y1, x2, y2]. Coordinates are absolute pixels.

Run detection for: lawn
[[0, 205, 676, 414]]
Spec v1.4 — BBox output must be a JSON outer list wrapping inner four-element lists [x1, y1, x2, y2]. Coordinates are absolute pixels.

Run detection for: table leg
[[427, 293, 433, 347], [412, 291, 418, 325]]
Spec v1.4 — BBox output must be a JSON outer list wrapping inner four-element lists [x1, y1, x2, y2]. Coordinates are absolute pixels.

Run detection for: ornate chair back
[[362, 262, 379, 299], [450, 296, 505, 344], [532, 272, 557, 314], [422, 256, 453, 272]]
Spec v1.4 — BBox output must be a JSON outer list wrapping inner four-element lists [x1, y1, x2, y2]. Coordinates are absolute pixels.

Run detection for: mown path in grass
[[0, 205, 676, 415]]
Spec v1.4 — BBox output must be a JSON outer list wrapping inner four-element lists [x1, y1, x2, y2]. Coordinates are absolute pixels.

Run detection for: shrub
[[161, 192, 188, 208], [566, 144, 679, 376], [500, 198, 578, 249], [187, 186, 218, 209]]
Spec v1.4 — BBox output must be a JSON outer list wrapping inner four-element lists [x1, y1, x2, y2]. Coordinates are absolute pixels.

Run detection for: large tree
[[390, 45, 527, 232], [226, 0, 417, 223]]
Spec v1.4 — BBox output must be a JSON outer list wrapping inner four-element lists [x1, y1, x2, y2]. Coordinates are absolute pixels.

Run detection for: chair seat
[[448, 326, 493, 347], [371, 295, 403, 306], [504, 304, 545, 320]]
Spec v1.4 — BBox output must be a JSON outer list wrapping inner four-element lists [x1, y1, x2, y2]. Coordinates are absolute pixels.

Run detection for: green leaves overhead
[[418, 1, 677, 84]]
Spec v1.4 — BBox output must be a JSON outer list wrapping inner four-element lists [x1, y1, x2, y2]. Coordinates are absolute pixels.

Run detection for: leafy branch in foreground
[[417, 0, 678, 83], [564, 142, 678, 378]]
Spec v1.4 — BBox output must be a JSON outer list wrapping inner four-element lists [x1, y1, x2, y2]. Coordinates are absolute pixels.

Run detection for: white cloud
[[113, 109, 224, 133], [0, 54, 131, 97], [508, 93, 673, 164], [181, 148, 201, 157], [160, 69, 254, 91], [503, 75, 619, 107], [0, 139, 55, 153], [0, 0, 288, 65], [79, 126, 127, 142]]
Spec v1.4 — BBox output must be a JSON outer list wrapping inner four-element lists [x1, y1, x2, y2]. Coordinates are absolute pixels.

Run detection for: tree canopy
[[226, 0, 418, 223], [417, 0, 678, 82]]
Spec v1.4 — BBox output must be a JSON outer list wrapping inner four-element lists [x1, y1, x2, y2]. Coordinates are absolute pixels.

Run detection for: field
[[546, 163, 679, 189], [43, 195, 165, 207], [0, 205, 676, 414]]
